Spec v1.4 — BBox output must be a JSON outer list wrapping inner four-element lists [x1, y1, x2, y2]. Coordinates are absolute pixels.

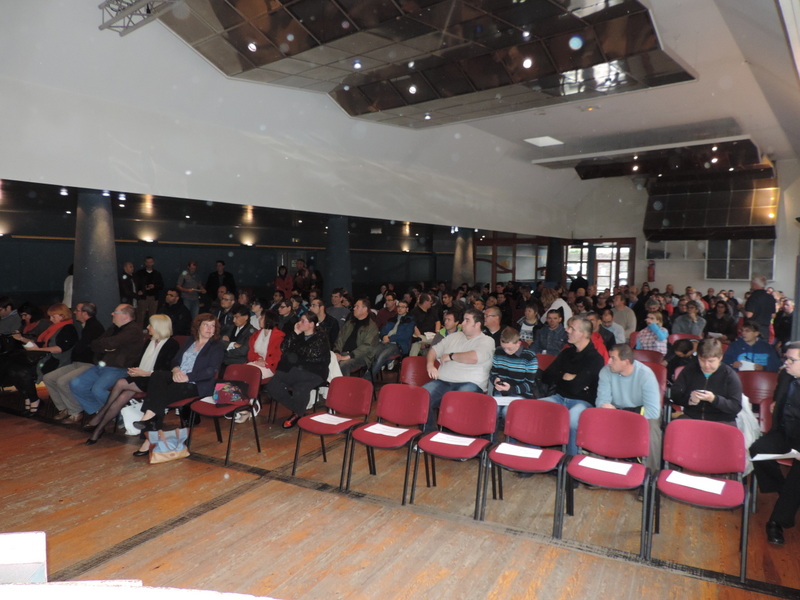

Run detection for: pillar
[[452, 229, 475, 286], [73, 190, 119, 323], [546, 239, 564, 286], [325, 215, 352, 293]]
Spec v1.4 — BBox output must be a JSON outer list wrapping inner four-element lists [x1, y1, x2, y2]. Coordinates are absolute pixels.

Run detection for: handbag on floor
[[147, 428, 190, 464], [120, 399, 145, 435]]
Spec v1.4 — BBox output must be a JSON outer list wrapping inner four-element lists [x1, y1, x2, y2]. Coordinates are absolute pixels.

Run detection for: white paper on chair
[[665, 471, 725, 494], [430, 432, 474, 446], [578, 456, 632, 475], [495, 443, 542, 459], [738, 360, 756, 372], [197, 396, 215, 404], [493, 395, 525, 407], [364, 423, 409, 437], [752, 449, 800, 461], [310, 413, 351, 425]]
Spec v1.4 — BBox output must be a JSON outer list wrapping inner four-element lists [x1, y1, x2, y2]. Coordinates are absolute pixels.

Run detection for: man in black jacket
[[161, 288, 192, 336], [539, 316, 605, 455], [750, 342, 800, 545]]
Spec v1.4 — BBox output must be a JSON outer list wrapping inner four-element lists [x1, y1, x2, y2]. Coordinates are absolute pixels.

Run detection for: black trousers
[[265, 368, 325, 417], [140, 370, 198, 428], [750, 430, 800, 527]]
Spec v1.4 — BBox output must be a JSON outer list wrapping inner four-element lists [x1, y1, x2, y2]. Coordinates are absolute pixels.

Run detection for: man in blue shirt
[[723, 321, 781, 372]]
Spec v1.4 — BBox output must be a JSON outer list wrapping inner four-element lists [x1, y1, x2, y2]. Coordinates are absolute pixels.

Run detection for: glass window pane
[[475, 260, 492, 287], [729, 239, 750, 259], [620, 246, 630, 259], [752, 259, 774, 280], [496, 246, 513, 273], [729, 259, 750, 280], [597, 262, 611, 277], [707, 240, 728, 260], [476, 245, 493, 257], [516, 255, 537, 280], [752, 239, 775, 259], [685, 240, 706, 260], [596, 246, 613, 260], [706, 259, 727, 279]]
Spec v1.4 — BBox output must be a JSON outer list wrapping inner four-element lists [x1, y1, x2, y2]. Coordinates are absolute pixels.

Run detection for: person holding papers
[[722, 321, 781, 372], [750, 342, 800, 545], [670, 338, 742, 425], [596, 344, 662, 470]]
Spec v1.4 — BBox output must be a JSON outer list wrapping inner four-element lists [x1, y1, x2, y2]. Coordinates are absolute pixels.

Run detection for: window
[[565, 240, 634, 291], [475, 234, 548, 285], [706, 239, 774, 280]]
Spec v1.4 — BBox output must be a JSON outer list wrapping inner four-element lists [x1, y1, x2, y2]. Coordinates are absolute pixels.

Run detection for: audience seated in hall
[[531, 309, 567, 356], [723, 321, 781, 372], [370, 298, 415, 381], [333, 297, 379, 377], [671, 300, 706, 336], [635, 311, 668, 356]]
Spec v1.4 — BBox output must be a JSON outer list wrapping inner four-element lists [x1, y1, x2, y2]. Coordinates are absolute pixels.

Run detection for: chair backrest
[[633, 349, 664, 363], [641, 361, 667, 402], [575, 408, 649, 459], [399, 356, 433, 387], [668, 333, 701, 345], [325, 376, 374, 417], [438, 391, 497, 437], [505, 399, 569, 448], [535, 353, 556, 371], [375, 383, 429, 427], [628, 330, 639, 349], [759, 398, 774, 433], [663, 419, 745, 474], [221, 364, 262, 400], [738, 370, 777, 405]]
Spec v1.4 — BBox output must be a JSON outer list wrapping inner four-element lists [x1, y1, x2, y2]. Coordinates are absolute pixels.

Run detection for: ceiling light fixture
[[353, 60, 362, 70], [522, 58, 533, 69], [118, 193, 126, 201], [59, 187, 68, 196], [247, 42, 257, 52], [524, 136, 564, 147], [102, 190, 110, 197]]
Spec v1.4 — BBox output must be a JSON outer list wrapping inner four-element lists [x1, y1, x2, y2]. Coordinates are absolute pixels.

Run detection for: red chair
[[641, 361, 668, 426], [535, 353, 556, 371], [343, 383, 429, 504], [560, 408, 650, 558], [410, 391, 496, 520], [668, 333, 701, 346], [738, 370, 777, 411], [187, 364, 263, 466], [479, 399, 569, 536], [628, 330, 639, 349], [398, 356, 434, 387], [291, 376, 373, 488], [648, 419, 749, 582], [632, 349, 664, 363]]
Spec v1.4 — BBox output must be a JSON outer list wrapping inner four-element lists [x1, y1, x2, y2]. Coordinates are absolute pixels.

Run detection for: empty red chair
[[738, 370, 777, 409], [480, 399, 569, 537], [535, 353, 556, 371], [343, 383, 429, 504], [632, 349, 664, 363], [291, 376, 373, 488], [398, 356, 434, 387], [560, 408, 650, 557], [648, 419, 749, 582], [668, 333, 701, 346], [628, 330, 639, 349], [410, 391, 497, 520]]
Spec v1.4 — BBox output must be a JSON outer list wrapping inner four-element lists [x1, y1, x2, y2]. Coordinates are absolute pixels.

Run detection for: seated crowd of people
[[0, 267, 797, 547]]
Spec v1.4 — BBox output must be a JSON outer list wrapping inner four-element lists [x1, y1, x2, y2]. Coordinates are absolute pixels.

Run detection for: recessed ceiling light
[[632, 165, 639, 172], [424, 113, 431, 120], [59, 187, 68, 196], [65, 210, 71, 214], [408, 85, 417, 94], [522, 58, 533, 69], [102, 190, 110, 197], [524, 136, 564, 147], [712, 146, 718, 151], [247, 42, 257, 52], [118, 193, 126, 201], [729, 167, 735, 171], [711, 157, 718, 163], [408, 61, 415, 69], [353, 60, 362, 70]]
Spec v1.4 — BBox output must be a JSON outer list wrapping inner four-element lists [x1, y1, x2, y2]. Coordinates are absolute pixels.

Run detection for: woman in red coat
[[247, 310, 285, 379]]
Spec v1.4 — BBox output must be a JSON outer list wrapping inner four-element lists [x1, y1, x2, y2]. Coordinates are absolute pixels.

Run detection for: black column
[[73, 191, 119, 323], [326, 215, 352, 294], [451, 229, 475, 286], [546, 239, 564, 286]]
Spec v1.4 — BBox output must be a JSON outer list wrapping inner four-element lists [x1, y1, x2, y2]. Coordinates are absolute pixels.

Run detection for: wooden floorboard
[[1, 396, 798, 599]]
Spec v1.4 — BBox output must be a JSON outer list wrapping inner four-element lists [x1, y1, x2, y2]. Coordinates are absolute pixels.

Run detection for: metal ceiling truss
[[99, 0, 177, 36]]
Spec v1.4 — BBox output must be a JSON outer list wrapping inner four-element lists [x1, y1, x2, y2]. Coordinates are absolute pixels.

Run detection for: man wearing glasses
[[750, 343, 800, 545], [482, 306, 503, 347]]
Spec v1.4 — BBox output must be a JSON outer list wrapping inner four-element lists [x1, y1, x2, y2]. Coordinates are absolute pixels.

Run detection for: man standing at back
[[422, 308, 495, 432], [135, 257, 164, 327], [206, 260, 236, 299], [746, 274, 776, 341]]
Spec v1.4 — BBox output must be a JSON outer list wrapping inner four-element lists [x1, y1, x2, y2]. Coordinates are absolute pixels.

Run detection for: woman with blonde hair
[[84, 314, 179, 444], [538, 287, 573, 325], [8, 303, 78, 416]]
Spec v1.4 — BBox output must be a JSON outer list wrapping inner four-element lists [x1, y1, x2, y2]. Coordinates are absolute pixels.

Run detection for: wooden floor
[[1, 391, 799, 600]]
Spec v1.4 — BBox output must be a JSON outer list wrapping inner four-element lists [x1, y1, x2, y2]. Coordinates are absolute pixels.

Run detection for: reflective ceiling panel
[[160, 0, 693, 127]]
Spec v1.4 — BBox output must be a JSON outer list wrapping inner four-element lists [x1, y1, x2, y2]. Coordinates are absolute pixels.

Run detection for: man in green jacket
[[333, 297, 380, 376]]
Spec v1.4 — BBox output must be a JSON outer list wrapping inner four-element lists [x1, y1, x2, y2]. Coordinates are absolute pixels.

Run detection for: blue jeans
[[538, 394, 592, 455], [422, 379, 483, 432], [70, 366, 128, 415]]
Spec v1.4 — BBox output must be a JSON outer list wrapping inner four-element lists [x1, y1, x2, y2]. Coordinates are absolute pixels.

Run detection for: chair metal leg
[[430, 455, 437, 487], [367, 446, 376, 475], [740, 489, 750, 583], [224, 411, 236, 466], [345, 439, 357, 491], [497, 466, 504, 501], [473, 453, 485, 520], [338, 434, 351, 490], [638, 474, 650, 559], [566, 473, 575, 516], [251, 408, 261, 454], [409, 447, 422, 504], [553, 463, 564, 538], [480, 457, 491, 521], [291, 429, 304, 476], [401, 443, 414, 505], [212, 416, 223, 443]]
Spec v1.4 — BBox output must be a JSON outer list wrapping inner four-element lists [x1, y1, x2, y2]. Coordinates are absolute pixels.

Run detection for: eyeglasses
[[785, 356, 800, 364]]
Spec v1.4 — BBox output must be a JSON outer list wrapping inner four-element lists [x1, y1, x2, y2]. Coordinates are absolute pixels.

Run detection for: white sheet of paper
[[364, 423, 409, 437], [430, 432, 475, 446], [665, 470, 725, 495], [578, 456, 632, 476], [752, 449, 800, 461], [495, 443, 543, 459], [493, 395, 525, 407], [310, 413, 351, 425], [738, 360, 756, 372]]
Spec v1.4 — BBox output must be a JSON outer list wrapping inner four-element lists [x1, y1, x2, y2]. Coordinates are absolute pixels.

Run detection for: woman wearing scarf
[[9, 303, 78, 416]]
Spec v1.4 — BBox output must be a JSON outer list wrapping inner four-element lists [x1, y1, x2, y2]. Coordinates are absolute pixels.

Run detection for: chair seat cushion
[[418, 432, 490, 460], [489, 446, 563, 473], [351, 423, 421, 450], [567, 455, 647, 489], [298, 412, 361, 436], [192, 400, 251, 417], [167, 396, 200, 409], [656, 469, 745, 508]]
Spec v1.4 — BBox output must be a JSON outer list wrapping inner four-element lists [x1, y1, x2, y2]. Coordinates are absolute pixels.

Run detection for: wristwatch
[[449, 353, 454, 362]]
